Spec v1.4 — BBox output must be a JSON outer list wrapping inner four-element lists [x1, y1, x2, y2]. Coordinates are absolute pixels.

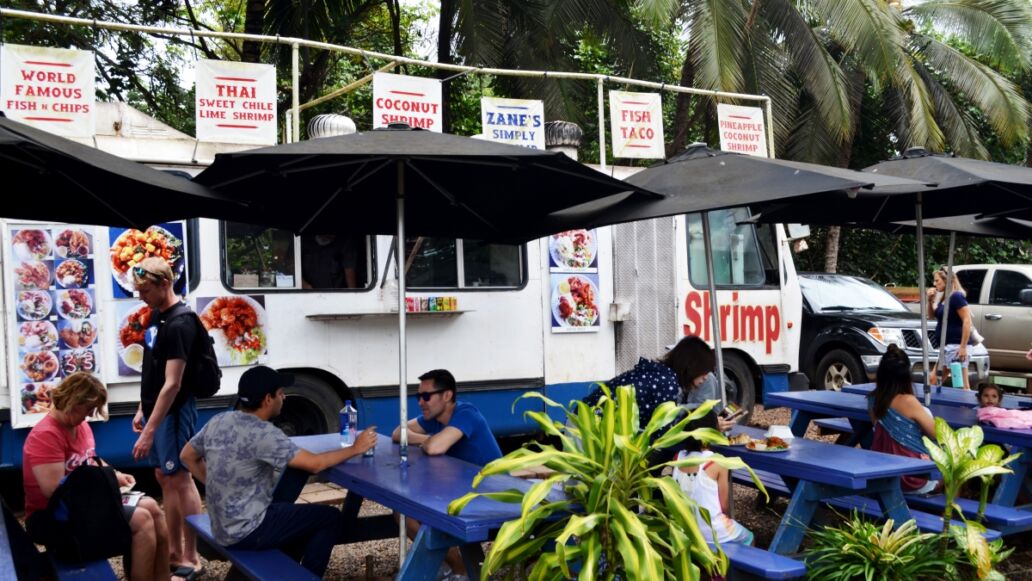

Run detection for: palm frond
[[741, 17, 802, 149], [686, 0, 748, 92], [894, 53, 946, 151], [917, 63, 989, 158], [784, 102, 847, 165], [816, 0, 904, 91], [907, 0, 1032, 72]]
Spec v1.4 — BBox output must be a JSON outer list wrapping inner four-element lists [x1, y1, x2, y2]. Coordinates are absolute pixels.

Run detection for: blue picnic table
[[712, 425, 934, 555], [842, 382, 1032, 409], [292, 433, 560, 581], [766, 390, 1032, 506]]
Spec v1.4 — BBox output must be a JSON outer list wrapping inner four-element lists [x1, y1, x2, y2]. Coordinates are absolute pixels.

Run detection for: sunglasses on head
[[132, 265, 166, 282], [417, 388, 447, 402]]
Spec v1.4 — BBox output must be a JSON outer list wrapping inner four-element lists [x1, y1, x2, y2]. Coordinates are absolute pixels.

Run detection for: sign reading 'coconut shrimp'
[[480, 97, 545, 149], [373, 72, 442, 132], [0, 44, 95, 137], [195, 60, 277, 145], [609, 91, 664, 159], [717, 104, 768, 157]]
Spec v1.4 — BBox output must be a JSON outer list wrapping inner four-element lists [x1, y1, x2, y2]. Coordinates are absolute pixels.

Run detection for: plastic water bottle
[[340, 401, 354, 447], [950, 361, 965, 388]]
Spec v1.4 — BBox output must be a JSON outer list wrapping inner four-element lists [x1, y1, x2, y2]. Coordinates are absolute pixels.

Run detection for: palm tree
[[640, 0, 1032, 269]]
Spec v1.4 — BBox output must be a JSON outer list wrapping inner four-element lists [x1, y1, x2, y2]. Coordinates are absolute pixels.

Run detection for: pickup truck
[[798, 272, 990, 390], [953, 264, 1032, 390]]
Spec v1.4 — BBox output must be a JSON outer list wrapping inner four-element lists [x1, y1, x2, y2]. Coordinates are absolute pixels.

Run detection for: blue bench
[[718, 542, 807, 580], [185, 514, 319, 581], [732, 469, 1001, 540], [51, 558, 118, 581], [813, 417, 853, 435], [903, 494, 1032, 535]]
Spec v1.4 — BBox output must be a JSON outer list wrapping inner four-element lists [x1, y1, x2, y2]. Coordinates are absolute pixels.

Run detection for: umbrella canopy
[[882, 215, 1032, 238], [195, 124, 659, 243], [0, 113, 242, 228]]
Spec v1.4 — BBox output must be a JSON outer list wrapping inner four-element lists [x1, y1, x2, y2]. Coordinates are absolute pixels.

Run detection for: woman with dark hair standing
[[867, 345, 939, 494]]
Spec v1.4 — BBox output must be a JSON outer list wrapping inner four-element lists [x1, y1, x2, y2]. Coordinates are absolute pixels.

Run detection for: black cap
[[237, 366, 294, 407]]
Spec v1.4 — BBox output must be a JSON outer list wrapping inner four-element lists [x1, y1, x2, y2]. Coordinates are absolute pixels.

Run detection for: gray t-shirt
[[189, 411, 299, 545]]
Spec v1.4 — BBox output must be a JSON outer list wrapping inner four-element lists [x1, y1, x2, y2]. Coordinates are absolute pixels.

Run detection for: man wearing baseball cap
[[180, 366, 376, 576]]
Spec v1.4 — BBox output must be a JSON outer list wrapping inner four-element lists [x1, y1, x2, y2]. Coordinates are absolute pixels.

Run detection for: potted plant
[[448, 384, 766, 580]]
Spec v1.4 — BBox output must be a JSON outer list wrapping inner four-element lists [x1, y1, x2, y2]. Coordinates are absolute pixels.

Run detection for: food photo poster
[[6, 225, 101, 427], [548, 229, 598, 273], [108, 222, 187, 299], [194, 295, 269, 366], [550, 273, 601, 333]]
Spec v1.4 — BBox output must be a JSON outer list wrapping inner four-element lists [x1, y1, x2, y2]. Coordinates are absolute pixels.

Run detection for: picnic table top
[[292, 433, 558, 543], [711, 425, 934, 490], [842, 383, 1031, 409]]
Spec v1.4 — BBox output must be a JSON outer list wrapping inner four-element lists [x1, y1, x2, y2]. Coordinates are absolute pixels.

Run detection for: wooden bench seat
[[718, 542, 807, 580], [185, 514, 319, 581]]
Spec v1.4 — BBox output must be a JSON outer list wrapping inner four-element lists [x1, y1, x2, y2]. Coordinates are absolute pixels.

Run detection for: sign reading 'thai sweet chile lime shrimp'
[[195, 59, 277, 145], [609, 90, 664, 159], [372, 72, 442, 132]]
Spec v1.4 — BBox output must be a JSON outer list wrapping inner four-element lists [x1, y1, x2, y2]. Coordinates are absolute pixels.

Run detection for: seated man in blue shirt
[[392, 369, 502, 580]]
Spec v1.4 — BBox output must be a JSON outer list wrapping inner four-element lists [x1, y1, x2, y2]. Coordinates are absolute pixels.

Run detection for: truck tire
[[815, 349, 864, 391], [722, 353, 756, 418], [273, 374, 344, 437]]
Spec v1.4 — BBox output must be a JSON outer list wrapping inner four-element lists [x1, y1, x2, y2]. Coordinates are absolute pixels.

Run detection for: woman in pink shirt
[[23, 372, 173, 580]]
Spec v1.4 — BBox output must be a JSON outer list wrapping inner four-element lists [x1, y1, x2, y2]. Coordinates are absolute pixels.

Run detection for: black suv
[[798, 273, 989, 390]]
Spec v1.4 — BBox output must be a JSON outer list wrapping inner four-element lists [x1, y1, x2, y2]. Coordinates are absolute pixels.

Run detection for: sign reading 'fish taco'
[[195, 60, 277, 145], [373, 72, 442, 132], [0, 44, 95, 138], [609, 91, 664, 159]]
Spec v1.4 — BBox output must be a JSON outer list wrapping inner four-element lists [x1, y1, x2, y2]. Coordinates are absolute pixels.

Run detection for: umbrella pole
[[915, 194, 932, 406], [700, 212, 727, 407], [396, 160, 409, 565], [936, 234, 957, 389]]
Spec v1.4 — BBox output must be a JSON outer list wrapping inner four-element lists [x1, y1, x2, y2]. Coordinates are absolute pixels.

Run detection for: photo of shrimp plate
[[55, 228, 91, 258], [17, 291, 52, 321], [110, 226, 183, 292], [550, 229, 596, 269], [117, 304, 152, 372], [61, 349, 97, 375], [15, 261, 52, 290], [19, 321, 58, 352], [552, 275, 599, 327], [13, 229, 52, 260], [59, 319, 98, 349], [57, 289, 93, 319], [55, 259, 88, 288], [200, 295, 267, 365]]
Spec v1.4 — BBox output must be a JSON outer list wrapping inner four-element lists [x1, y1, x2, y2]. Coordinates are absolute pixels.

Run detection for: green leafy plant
[[948, 521, 1013, 581], [805, 513, 955, 581], [447, 384, 767, 581]]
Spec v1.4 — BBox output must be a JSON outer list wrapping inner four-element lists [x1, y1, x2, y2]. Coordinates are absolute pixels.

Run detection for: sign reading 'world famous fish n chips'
[[717, 104, 768, 158], [0, 44, 95, 138], [609, 91, 664, 159], [373, 72, 442, 132], [480, 97, 545, 149], [195, 59, 277, 145]]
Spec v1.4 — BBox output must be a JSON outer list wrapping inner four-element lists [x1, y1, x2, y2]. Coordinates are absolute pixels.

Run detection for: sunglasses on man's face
[[132, 265, 166, 283], [417, 389, 447, 402]]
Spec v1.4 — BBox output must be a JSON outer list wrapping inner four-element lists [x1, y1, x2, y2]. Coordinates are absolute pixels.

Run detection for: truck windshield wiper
[[820, 305, 856, 311]]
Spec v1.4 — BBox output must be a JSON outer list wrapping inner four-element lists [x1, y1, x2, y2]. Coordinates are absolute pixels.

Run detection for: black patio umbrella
[[0, 113, 242, 228], [194, 124, 660, 478]]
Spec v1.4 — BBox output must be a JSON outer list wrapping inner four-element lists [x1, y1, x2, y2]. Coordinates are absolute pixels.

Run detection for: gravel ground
[[74, 406, 1032, 578]]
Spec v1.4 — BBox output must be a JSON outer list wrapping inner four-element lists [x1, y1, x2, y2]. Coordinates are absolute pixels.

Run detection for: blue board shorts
[[146, 396, 197, 475]]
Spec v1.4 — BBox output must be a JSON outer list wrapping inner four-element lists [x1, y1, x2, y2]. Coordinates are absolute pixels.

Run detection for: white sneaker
[[435, 564, 453, 581]]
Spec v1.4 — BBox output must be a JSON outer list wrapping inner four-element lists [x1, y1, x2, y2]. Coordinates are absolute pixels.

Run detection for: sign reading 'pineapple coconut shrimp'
[[195, 60, 277, 145], [717, 103, 768, 157], [0, 44, 95, 137], [480, 97, 545, 149], [373, 72, 442, 132], [609, 91, 664, 159]]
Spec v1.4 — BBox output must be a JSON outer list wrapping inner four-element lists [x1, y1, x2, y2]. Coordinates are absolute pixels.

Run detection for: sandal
[[171, 565, 204, 580]]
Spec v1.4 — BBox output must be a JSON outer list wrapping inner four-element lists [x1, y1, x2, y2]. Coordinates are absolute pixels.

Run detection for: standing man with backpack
[[131, 256, 209, 579]]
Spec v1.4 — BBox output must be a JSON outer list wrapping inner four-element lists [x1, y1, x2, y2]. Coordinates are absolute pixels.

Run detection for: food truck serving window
[[686, 208, 767, 287], [221, 222, 374, 291], [405, 237, 524, 289]]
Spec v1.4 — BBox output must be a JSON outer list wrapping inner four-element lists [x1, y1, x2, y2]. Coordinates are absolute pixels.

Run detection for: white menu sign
[[195, 59, 277, 145], [481, 97, 545, 149], [373, 72, 442, 132], [717, 103, 768, 157], [609, 91, 664, 159], [0, 44, 95, 137]]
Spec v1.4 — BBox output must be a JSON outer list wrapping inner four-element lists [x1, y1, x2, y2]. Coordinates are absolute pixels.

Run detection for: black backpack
[[44, 457, 132, 563], [164, 305, 222, 398]]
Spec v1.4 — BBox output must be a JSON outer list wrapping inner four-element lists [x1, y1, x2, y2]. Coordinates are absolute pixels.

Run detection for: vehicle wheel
[[815, 349, 864, 391], [721, 353, 756, 420], [273, 374, 344, 437]]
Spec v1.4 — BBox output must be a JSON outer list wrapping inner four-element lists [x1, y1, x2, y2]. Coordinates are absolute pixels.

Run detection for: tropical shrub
[[448, 384, 766, 581]]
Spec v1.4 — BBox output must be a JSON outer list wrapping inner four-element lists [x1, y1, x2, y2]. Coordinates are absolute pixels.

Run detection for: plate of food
[[727, 433, 753, 446], [200, 296, 268, 365], [745, 436, 791, 452], [55, 259, 89, 288], [54, 228, 91, 259], [14, 261, 52, 290], [59, 319, 98, 349], [56, 289, 92, 320], [17, 290, 53, 321], [550, 230, 596, 269], [20, 383, 55, 415], [118, 305, 153, 373], [60, 349, 97, 375], [13, 229, 52, 260], [109, 226, 184, 293], [19, 321, 59, 352], [551, 275, 599, 328], [21, 351, 59, 382]]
